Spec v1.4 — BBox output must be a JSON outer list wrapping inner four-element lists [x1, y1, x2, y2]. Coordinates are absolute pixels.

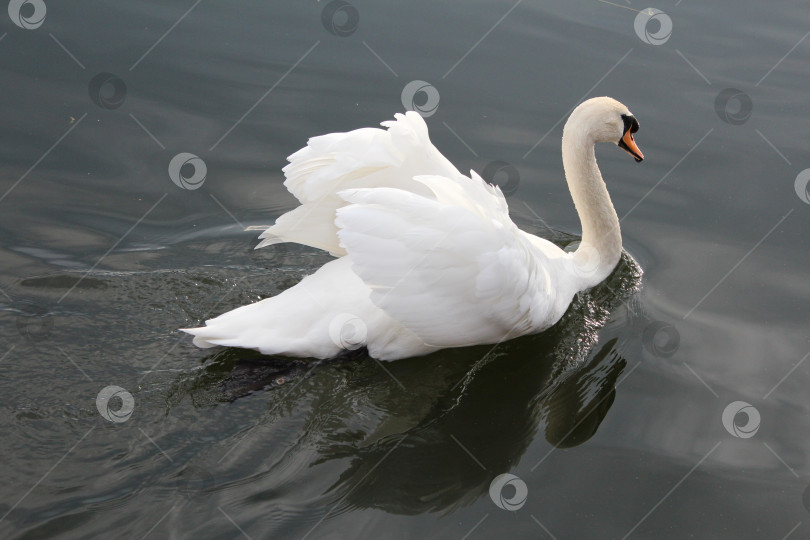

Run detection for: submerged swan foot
[[218, 347, 369, 400]]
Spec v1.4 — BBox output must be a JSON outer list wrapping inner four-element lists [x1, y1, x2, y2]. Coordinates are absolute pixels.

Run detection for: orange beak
[[619, 128, 644, 162]]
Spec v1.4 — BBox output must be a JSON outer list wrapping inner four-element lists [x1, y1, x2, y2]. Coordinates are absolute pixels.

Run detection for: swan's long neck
[[561, 122, 622, 290]]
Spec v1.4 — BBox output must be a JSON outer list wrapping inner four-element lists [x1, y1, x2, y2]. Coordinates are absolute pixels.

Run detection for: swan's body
[[183, 97, 643, 360]]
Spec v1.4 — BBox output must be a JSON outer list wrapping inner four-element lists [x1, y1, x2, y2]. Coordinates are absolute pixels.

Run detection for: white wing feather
[[335, 173, 572, 348], [258, 112, 462, 255]]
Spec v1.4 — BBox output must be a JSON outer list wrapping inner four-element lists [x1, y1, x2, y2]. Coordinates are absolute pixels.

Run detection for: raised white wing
[[258, 112, 463, 255], [335, 173, 573, 348]]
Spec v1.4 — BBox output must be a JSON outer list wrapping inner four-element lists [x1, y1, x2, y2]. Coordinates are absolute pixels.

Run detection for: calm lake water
[[1, 0, 809, 538]]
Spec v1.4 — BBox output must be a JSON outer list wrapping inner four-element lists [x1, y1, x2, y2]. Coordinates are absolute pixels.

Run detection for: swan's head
[[566, 96, 644, 162]]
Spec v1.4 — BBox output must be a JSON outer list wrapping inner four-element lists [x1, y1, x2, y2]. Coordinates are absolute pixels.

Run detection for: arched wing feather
[[335, 176, 560, 347]]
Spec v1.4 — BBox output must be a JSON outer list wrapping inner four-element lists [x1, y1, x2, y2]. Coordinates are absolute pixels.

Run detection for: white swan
[[183, 97, 644, 360]]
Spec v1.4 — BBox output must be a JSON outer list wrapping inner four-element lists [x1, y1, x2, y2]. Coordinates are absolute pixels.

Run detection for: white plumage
[[183, 97, 643, 360]]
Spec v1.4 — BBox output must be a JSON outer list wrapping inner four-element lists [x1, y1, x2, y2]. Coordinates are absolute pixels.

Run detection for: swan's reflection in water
[[171, 248, 641, 516], [314, 337, 627, 515]]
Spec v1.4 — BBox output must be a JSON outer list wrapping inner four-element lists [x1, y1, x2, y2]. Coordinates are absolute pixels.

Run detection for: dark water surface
[[1, 1, 809, 538]]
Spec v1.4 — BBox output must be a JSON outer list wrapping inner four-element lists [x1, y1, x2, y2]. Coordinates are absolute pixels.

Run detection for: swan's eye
[[621, 114, 639, 134]]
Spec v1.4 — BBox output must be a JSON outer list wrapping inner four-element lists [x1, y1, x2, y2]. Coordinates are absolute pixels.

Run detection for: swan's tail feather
[[182, 298, 294, 356], [190, 334, 219, 348], [182, 324, 240, 350], [257, 112, 459, 256], [181, 259, 371, 358]]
